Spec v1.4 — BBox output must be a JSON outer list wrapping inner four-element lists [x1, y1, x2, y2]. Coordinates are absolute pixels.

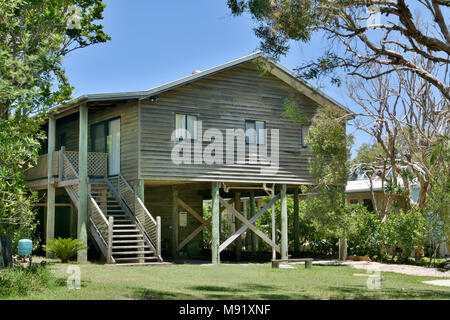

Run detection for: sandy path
[[314, 260, 450, 278]]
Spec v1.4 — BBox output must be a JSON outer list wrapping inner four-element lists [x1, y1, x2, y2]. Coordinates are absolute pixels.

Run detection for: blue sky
[[63, 0, 372, 156]]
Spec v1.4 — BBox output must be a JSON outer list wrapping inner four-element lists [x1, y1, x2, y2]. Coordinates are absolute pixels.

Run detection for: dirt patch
[[422, 280, 450, 287], [345, 261, 450, 278]]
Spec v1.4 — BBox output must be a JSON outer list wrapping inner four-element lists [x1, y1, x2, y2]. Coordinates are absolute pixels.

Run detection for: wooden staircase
[[52, 150, 162, 265], [89, 182, 160, 265]]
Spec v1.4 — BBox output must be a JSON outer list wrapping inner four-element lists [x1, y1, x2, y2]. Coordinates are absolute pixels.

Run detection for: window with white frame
[[245, 120, 266, 145], [175, 114, 198, 140]]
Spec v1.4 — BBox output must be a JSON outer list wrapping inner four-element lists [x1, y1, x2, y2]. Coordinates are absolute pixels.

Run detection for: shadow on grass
[[131, 288, 198, 300], [190, 285, 243, 293], [186, 282, 306, 300]]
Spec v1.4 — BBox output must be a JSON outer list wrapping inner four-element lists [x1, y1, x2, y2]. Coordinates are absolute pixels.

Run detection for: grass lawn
[[7, 259, 450, 300]]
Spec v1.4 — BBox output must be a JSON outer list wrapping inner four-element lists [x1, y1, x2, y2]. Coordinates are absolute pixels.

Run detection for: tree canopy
[[0, 0, 109, 247], [227, 0, 449, 100]]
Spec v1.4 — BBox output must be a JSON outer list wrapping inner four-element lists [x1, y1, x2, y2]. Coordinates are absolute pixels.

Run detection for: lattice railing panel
[[63, 153, 78, 180], [88, 152, 108, 177], [65, 151, 79, 172], [62, 151, 107, 178]]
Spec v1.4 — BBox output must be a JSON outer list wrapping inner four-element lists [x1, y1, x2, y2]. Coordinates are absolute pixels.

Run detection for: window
[[175, 114, 198, 140], [302, 125, 309, 148], [91, 122, 107, 152], [349, 199, 359, 205], [245, 120, 266, 145]]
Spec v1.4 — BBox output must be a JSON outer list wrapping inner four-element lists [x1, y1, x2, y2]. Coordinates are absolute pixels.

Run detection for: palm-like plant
[[43, 238, 87, 263]]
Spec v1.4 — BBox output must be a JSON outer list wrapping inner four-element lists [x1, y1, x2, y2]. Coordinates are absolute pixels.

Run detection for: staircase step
[[113, 251, 154, 255], [112, 245, 147, 249], [114, 256, 158, 262], [114, 224, 137, 228], [113, 229, 140, 233], [113, 234, 144, 238], [113, 240, 146, 244]]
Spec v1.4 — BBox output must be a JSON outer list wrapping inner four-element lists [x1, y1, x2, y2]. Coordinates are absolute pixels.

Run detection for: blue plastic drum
[[18, 239, 32, 256]]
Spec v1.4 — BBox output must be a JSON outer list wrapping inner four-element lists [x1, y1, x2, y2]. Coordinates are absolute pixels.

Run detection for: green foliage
[[302, 106, 353, 243], [258, 195, 338, 255], [351, 143, 386, 178], [0, 0, 109, 249], [306, 106, 353, 187], [424, 156, 449, 260], [43, 238, 87, 263], [0, 264, 56, 298], [345, 205, 382, 257], [381, 209, 428, 262], [283, 98, 309, 126], [0, 117, 44, 251], [226, 0, 449, 100]]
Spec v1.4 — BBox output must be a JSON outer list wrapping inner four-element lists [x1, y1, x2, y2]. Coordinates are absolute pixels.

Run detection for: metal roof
[[53, 51, 353, 115]]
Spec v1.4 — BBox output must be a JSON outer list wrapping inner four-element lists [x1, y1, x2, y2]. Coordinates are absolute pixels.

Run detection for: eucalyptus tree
[[227, 0, 450, 100]]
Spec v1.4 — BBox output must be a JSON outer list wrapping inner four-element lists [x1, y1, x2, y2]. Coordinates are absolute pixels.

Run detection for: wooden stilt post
[[250, 191, 257, 258], [46, 116, 56, 258], [211, 182, 220, 264], [271, 188, 276, 260], [171, 186, 179, 260], [77, 104, 88, 263], [280, 184, 288, 260], [58, 146, 65, 181], [294, 187, 300, 257], [234, 192, 242, 262]]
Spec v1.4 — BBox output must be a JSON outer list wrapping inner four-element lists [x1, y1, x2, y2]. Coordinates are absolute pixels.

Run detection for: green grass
[[6, 258, 450, 300]]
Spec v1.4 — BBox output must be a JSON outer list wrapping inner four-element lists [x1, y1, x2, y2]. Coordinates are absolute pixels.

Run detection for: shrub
[[43, 238, 87, 263], [0, 264, 55, 298], [381, 209, 427, 262], [347, 205, 385, 258]]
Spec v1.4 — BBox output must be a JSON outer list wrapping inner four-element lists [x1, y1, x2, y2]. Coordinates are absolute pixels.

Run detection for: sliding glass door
[[91, 117, 121, 176]]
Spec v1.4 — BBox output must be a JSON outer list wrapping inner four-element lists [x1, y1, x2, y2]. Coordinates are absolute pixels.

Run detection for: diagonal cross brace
[[219, 194, 280, 253], [177, 198, 233, 251]]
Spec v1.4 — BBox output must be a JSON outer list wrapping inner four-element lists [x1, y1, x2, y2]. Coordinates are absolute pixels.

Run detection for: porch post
[[280, 184, 288, 260], [77, 103, 88, 263], [171, 185, 179, 259], [250, 191, 257, 258], [46, 116, 56, 257], [271, 188, 276, 260], [234, 192, 242, 262], [211, 182, 220, 264], [294, 187, 300, 256], [138, 180, 145, 202]]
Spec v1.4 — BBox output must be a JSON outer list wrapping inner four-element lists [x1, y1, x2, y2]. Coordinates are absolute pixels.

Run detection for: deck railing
[[24, 152, 59, 181], [109, 174, 161, 260], [24, 149, 108, 181], [61, 148, 112, 262]]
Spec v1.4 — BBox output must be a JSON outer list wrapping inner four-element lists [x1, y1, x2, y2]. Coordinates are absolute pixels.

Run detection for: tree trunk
[[339, 238, 347, 261]]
